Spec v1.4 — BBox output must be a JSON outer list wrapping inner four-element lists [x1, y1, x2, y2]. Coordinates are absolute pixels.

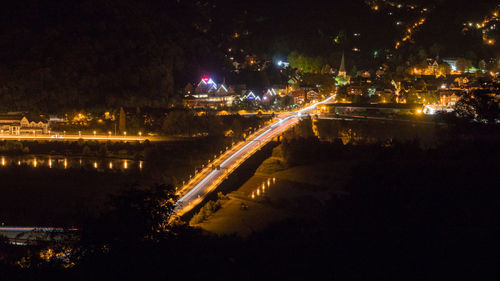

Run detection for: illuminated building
[[0, 114, 50, 135], [183, 77, 238, 109], [337, 52, 347, 79]]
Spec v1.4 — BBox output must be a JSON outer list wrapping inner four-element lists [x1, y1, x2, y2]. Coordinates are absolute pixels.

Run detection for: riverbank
[[194, 157, 350, 236]]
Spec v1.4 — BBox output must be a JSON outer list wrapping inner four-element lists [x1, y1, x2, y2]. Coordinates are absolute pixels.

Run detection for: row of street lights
[[76, 131, 143, 137]]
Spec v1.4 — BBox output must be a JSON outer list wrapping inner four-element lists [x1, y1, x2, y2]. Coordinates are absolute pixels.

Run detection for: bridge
[[0, 134, 179, 142], [174, 95, 335, 216]]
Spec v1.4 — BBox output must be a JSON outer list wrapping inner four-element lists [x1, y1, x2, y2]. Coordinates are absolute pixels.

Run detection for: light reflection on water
[[250, 177, 277, 200], [0, 155, 143, 172]]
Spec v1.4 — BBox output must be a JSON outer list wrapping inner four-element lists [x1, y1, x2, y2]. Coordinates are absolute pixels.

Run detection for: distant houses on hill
[[183, 77, 320, 109]]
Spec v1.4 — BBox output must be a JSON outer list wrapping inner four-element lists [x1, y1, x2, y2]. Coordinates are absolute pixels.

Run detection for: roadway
[[175, 95, 335, 216], [0, 134, 175, 142]]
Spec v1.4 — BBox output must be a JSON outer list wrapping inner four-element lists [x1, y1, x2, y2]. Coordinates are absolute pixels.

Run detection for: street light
[[108, 131, 112, 137], [138, 131, 142, 137], [124, 131, 127, 136], [93, 130, 97, 136]]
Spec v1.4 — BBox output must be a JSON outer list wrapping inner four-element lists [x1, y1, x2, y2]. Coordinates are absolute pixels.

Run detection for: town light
[[93, 130, 96, 136]]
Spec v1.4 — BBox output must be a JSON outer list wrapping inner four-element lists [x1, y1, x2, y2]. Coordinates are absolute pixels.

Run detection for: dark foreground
[[1, 137, 499, 280]]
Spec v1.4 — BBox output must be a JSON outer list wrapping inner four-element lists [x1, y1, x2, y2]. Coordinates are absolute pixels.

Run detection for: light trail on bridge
[[175, 95, 335, 216]]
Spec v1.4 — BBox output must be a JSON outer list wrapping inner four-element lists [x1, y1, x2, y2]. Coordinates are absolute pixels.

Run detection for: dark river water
[[0, 155, 143, 172]]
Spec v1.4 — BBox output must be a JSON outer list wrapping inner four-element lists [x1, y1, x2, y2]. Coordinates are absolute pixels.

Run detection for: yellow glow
[[139, 161, 143, 170], [1, 157, 5, 167], [256, 189, 260, 196], [251, 192, 255, 199], [49, 159, 52, 168], [416, 109, 423, 114], [18, 160, 21, 166], [94, 162, 98, 169], [64, 159, 68, 169], [33, 158, 37, 168], [123, 160, 128, 169], [109, 162, 113, 169]]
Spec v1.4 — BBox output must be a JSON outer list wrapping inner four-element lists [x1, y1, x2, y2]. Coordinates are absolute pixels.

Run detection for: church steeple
[[338, 52, 346, 79]]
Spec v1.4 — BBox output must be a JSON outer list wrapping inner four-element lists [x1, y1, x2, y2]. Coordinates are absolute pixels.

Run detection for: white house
[[0, 115, 49, 135]]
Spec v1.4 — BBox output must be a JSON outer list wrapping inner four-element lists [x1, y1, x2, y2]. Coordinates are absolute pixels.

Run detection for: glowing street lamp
[[138, 131, 142, 137], [93, 130, 97, 136]]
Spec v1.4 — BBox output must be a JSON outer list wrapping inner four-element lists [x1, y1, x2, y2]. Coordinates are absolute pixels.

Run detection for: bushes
[[189, 192, 230, 225], [0, 141, 27, 154]]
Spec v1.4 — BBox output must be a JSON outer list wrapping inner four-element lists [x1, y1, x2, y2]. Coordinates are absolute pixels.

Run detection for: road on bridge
[[175, 95, 335, 216], [0, 134, 178, 142]]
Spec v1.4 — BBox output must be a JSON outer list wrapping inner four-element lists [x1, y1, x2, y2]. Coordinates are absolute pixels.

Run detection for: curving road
[[175, 95, 335, 216]]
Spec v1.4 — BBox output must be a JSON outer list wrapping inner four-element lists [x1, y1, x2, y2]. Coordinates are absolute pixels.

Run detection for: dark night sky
[[0, 0, 497, 111]]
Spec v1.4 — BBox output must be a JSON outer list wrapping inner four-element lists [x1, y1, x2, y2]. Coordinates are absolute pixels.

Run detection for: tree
[[231, 118, 243, 139], [454, 90, 500, 124], [406, 88, 419, 104], [119, 107, 126, 133], [417, 48, 428, 61], [456, 58, 473, 73], [278, 95, 294, 109], [429, 43, 443, 57], [75, 184, 178, 249]]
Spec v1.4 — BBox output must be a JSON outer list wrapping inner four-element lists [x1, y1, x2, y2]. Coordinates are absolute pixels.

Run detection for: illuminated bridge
[[174, 95, 335, 216]]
